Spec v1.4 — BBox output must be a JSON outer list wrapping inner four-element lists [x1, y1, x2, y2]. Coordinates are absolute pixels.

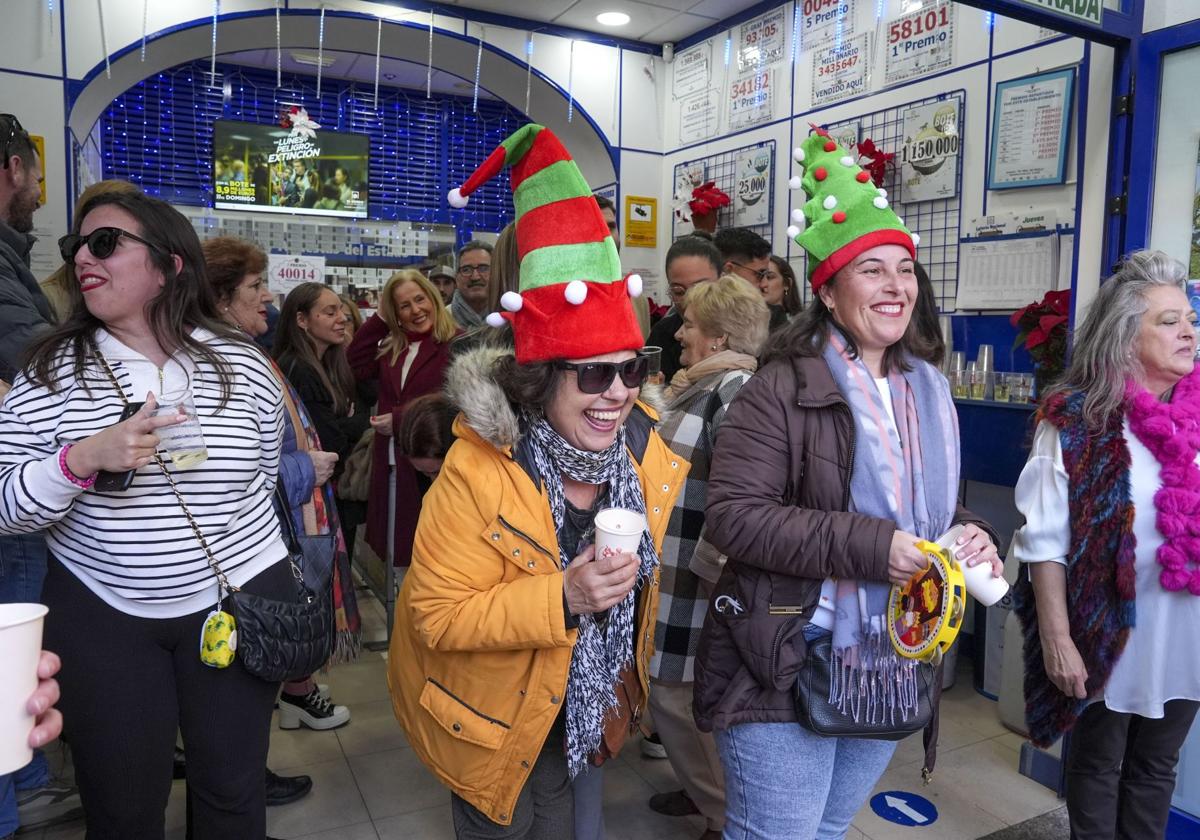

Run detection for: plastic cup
[[976, 344, 995, 373], [153, 390, 208, 469], [936, 524, 1010, 606], [594, 508, 645, 561], [641, 346, 663, 377], [0, 603, 48, 775]]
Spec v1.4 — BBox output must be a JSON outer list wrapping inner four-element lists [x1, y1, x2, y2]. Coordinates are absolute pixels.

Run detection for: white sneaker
[[278, 687, 351, 731]]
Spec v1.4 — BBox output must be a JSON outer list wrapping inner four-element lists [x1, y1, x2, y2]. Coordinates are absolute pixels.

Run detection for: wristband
[[59, 444, 97, 489]]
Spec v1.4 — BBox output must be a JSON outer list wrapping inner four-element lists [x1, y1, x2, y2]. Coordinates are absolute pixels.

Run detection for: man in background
[[428, 264, 456, 307], [0, 112, 80, 836], [714, 227, 788, 332], [449, 239, 493, 330]]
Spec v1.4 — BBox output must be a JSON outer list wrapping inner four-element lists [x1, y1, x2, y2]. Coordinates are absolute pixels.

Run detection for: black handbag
[[794, 633, 935, 741], [91, 346, 335, 683]]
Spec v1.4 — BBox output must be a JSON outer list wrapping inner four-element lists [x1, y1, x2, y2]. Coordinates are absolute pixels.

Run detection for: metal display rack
[[671, 140, 776, 243]]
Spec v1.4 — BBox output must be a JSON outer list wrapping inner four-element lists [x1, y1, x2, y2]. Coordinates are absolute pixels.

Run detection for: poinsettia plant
[[687, 181, 731, 217], [855, 138, 895, 189], [1011, 289, 1070, 391]]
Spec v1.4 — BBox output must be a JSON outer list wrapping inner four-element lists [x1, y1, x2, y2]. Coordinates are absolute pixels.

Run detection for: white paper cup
[[0, 603, 48, 775], [936, 524, 1009, 607], [961, 558, 1011, 606], [594, 508, 645, 561]]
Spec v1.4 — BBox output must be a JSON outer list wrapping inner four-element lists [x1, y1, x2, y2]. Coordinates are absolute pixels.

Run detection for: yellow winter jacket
[[387, 348, 688, 826]]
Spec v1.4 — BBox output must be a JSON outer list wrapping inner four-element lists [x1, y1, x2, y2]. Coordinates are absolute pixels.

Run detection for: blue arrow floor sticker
[[870, 790, 939, 827]]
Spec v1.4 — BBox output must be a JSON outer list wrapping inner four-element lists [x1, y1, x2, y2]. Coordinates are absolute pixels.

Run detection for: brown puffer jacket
[[693, 352, 995, 737]]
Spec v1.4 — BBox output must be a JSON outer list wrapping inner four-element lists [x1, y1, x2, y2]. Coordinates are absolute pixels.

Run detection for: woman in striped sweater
[[0, 192, 291, 839]]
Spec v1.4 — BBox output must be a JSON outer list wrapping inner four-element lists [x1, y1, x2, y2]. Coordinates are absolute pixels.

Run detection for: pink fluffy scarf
[[1125, 367, 1200, 595]]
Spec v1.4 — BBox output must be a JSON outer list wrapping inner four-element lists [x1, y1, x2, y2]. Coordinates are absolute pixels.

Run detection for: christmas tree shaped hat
[[447, 124, 644, 365], [786, 126, 918, 292]]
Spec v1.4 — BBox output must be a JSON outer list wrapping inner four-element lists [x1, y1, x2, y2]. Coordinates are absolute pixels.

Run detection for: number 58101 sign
[[884, 1, 955, 86], [268, 254, 327, 295]]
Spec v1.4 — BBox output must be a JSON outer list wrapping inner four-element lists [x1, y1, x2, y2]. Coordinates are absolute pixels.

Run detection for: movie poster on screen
[[679, 90, 719, 145], [673, 42, 711, 99], [737, 7, 786, 71], [799, 0, 859, 50], [733, 147, 773, 227], [812, 33, 871, 107], [884, 1, 955, 86], [728, 68, 774, 132], [901, 99, 960, 202]]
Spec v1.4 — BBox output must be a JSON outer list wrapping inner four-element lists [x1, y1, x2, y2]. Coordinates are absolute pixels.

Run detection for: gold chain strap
[[88, 342, 237, 595]]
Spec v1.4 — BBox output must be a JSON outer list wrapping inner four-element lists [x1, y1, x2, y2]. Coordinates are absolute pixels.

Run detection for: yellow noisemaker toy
[[887, 540, 966, 665]]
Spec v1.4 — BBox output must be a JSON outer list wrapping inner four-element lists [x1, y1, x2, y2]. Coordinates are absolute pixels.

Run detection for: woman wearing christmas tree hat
[[693, 127, 1002, 839], [387, 124, 688, 838]]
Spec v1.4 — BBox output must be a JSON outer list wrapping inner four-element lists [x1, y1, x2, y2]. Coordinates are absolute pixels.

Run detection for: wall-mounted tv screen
[[212, 119, 369, 218]]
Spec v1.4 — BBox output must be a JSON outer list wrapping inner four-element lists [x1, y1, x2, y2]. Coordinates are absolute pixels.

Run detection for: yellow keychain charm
[[200, 608, 238, 668], [887, 540, 966, 665]]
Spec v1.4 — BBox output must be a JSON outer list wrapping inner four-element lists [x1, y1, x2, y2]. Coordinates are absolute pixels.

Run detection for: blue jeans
[[713, 626, 897, 840], [0, 532, 50, 836]]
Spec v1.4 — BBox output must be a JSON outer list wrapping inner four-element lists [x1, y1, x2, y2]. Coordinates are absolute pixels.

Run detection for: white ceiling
[[436, 0, 765, 44]]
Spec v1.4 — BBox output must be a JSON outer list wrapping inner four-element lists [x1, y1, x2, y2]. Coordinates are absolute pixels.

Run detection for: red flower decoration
[[1011, 289, 1072, 395], [688, 181, 731, 217], [855, 137, 895, 189]]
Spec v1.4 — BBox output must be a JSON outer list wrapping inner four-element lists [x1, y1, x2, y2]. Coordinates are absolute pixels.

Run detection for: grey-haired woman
[[1013, 250, 1200, 839]]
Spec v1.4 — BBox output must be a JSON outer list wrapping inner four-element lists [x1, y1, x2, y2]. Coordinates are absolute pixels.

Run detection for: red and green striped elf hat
[[447, 124, 644, 365], [786, 126, 918, 293]]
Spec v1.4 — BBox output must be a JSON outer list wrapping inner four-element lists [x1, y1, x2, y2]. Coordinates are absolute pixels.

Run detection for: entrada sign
[[1012, 0, 1101, 26]]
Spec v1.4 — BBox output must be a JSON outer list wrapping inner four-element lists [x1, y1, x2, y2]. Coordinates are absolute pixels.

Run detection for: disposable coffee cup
[[936, 525, 1010, 606], [594, 508, 645, 561], [0, 603, 48, 775], [641, 346, 663, 377]]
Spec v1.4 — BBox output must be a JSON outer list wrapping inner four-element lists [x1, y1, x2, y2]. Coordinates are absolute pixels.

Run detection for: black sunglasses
[[555, 355, 649, 395], [0, 114, 28, 170], [58, 227, 163, 263]]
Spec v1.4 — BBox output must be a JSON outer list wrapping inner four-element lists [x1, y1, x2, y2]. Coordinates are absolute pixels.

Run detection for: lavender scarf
[[820, 329, 959, 724]]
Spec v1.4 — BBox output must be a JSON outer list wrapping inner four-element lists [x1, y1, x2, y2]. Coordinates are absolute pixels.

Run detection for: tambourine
[[887, 540, 966, 665]]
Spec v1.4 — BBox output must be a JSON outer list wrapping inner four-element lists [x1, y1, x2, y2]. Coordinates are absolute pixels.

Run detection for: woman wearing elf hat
[[387, 124, 688, 838], [692, 128, 1002, 838]]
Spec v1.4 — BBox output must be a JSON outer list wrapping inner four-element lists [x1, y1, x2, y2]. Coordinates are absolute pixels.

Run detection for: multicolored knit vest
[[448, 124, 644, 364], [1014, 390, 1138, 747]]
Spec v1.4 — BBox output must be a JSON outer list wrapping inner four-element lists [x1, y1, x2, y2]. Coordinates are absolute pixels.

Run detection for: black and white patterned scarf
[[522, 410, 658, 777]]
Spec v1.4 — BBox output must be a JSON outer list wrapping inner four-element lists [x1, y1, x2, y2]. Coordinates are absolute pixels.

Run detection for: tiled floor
[[26, 594, 1062, 839]]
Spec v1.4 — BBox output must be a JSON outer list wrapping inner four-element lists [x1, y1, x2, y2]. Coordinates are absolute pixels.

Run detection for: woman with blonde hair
[[347, 270, 459, 567], [649, 275, 770, 838]]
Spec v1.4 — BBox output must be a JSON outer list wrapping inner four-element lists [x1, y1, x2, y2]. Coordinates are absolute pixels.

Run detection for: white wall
[[1143, 0, 1200, 32]]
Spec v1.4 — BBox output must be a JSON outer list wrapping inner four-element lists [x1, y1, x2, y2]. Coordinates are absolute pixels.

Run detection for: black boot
[[265, 768, 313, 807]]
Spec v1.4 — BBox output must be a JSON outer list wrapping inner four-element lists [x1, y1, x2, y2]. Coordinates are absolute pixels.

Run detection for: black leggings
[[42, 557, 291, 840]]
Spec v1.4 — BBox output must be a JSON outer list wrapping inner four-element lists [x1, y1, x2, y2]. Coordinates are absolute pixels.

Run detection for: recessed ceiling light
[[597, 12, 631, 27]]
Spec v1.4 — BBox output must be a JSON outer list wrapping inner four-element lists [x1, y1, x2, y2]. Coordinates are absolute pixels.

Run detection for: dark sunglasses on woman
[[58, 227, 163, 262], [555, 354, 650, 395]]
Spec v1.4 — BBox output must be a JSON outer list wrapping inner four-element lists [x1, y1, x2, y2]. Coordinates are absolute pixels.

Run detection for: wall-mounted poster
[[728, 68, 775, 132], [624, 196, 658, 249], [799, 0, 859, 50], [679, 90, 719, 145], [812, 33, 871, 107], [269, 254, 326, 296], [988, 67, 1075, 189], [733, 146, 773, 227], [673, 42, 712, 99], [884, 1, 955, 86], [737, 7, 786, 71], [901, 99, 960, 202]]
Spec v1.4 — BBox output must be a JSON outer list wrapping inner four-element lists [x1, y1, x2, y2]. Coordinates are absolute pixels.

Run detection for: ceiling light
[[291, 51, 336, 68], [596, 12, 631, 27]]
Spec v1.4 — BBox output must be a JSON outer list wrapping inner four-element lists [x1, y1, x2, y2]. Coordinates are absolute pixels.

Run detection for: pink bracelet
[[59, 444, 97, 489]]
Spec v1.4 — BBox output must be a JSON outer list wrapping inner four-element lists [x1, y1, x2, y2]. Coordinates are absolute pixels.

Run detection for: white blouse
[[1012, 419, 1200, 718]]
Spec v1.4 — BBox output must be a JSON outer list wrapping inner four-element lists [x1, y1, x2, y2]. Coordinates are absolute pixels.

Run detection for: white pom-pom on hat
[[839, 156, 855, 167], [873, 196, 889, 209], [447, 187, 469, 208], [911, 233, 921, 246], [485, 312, 507, 328], [787, 224, 801, 239], [793, 147, 806, 163], [877, 188, 887, 198], [564, 280, 588, 305], [791, 208, 806, 224], [500, 291, 523, 312], [823, 195, 838, 210], [788, 175, 804, 190], [626, 274, 643, 297]]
